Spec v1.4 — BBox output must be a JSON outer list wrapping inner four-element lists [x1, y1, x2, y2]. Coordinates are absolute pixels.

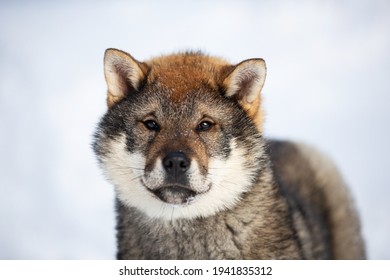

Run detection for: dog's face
[[94, 49, 267, 220]]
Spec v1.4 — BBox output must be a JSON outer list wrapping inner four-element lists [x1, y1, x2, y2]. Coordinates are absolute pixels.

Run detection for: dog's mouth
[[150, 186, 197, 205]]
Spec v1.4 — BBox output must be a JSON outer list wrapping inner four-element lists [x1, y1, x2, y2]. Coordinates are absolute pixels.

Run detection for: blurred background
[[0, 0, 389, 259]]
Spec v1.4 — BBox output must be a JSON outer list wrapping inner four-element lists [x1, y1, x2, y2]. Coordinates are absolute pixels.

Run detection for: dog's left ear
[[222, 58, 266, 103], [222, 58, 266, 130]]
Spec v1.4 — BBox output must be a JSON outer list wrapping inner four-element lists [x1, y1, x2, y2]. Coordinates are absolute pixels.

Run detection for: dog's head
[[93, 49, 267, 220]]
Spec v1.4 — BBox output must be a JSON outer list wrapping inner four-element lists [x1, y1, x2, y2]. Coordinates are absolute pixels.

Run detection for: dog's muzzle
[[147, 151, 199, 204]]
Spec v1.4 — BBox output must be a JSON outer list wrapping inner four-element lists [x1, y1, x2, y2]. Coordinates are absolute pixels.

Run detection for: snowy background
[[1, 0, 389, 259]]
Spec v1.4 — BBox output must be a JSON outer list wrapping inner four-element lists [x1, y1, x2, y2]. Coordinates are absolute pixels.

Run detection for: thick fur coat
[[93, 49, 365, 259]]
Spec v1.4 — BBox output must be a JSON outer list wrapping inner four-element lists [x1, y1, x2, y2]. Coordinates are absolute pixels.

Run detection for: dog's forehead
[[145, 53, 228, 103]]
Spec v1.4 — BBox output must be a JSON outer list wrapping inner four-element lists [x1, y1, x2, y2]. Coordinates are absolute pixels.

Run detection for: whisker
[[170, 206, 175, 222], [104, 168, 141, 176], [207, 171, 245, 177], [108, 166, 145, 171], [107, 171, 143, 182], [208, 167, 240, 170], [209, 181, 244, 190], [105, 166, 144, 174], [160, 201, 167, 217], [127, 174, 143, 182], [127, 166, 145, 171]]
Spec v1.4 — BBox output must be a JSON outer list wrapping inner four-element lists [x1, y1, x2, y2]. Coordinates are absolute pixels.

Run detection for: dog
[[93, 48, 365, 259]]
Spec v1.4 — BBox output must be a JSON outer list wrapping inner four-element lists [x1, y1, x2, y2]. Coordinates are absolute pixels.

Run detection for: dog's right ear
[[104, 49, 148, 108]]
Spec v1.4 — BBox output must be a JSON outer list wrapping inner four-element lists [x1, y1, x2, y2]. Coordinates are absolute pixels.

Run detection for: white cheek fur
[[102, 134, 256, 220]]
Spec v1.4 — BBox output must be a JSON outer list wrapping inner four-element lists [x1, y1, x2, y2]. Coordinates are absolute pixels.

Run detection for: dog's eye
[[197, 121, 213, 132], [143, 120, 160, 131]]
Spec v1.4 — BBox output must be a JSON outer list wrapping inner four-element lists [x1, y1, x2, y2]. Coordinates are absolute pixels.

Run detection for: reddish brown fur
[[105, 50, 265, 131], [110, 51, 268, 170], [146, 53, 227, 101], [144, 53, 265, 131]]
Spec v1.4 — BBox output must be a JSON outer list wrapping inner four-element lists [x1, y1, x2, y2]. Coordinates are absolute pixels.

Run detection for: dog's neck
[[115, 163, 302, 259]]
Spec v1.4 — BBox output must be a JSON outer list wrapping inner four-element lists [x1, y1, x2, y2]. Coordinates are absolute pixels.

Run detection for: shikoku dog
[[93, 48, 365, 259]]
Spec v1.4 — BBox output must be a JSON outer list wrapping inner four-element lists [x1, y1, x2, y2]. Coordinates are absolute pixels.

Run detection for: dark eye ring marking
[[196, 121, 214, 132], [143, 120, 160, 131]]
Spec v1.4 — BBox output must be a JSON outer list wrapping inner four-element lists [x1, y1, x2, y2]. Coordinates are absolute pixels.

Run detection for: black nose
[[162, 152, 190, 177]]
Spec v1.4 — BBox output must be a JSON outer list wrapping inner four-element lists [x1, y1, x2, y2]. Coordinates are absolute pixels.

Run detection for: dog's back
[[268, 140, 365, 259]]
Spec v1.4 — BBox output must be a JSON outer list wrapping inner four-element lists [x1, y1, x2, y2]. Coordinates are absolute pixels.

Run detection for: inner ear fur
[[104, 48, 149, 108], [222, 58, 266, 103], [221, 58, 267, 131]]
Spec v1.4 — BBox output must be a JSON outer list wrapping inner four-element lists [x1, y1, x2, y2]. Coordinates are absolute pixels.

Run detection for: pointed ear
[[222, 58, 267, 131], [104, 48, 148, 107], [222, 58, 266, 104]]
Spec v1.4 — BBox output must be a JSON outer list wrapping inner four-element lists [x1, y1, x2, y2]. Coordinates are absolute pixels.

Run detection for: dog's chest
[[152, 221, 244, 259], [117, 207, 251, 259]]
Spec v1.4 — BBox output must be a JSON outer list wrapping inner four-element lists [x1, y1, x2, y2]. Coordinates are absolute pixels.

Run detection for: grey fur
[[114, 140, 365, 259], [93, 50, 365, 259]]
